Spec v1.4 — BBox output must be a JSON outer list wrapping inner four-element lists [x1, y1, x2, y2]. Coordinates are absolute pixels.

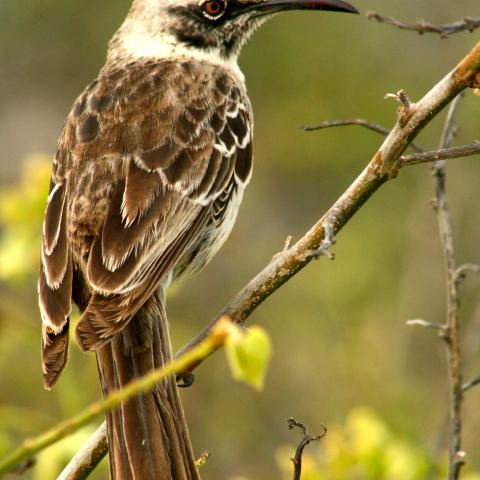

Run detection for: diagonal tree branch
[[176, 40, 480, 367], [52, 40, 480, 479]]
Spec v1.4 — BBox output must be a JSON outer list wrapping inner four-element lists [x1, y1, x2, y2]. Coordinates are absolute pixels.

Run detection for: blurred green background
[[0, 1, 479, 479]]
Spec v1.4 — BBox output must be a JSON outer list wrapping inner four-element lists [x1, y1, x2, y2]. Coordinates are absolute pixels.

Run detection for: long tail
[[96, 292, 200, 480]]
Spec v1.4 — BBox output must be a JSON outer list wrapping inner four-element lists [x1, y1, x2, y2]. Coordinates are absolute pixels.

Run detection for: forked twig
[[288, 418, 327, 480]]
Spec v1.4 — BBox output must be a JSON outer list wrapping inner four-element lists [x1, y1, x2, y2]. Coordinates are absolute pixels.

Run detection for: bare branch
[[401, 142, 480, 166], [287, 418, 327, 480], [431, 93, 466, 480], [57, 424, 108, 480], [301, 118, 423, 153], [301, 118, 390, 136], [367, 11, 480, 38], [58, 40, 480, 479]]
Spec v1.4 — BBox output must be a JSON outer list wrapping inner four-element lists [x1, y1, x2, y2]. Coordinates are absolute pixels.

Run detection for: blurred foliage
[[276, 408, 480, 480], [0, 155, 50, 281], [33, 426, 104, 480], [0, 1, 479, 479]]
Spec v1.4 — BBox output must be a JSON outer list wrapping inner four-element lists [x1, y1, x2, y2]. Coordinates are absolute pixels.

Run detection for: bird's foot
[[177, 372, 196, 388]]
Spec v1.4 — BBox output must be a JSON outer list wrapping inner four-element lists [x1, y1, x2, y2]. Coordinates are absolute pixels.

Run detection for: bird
[[38, 0, 358, 478]]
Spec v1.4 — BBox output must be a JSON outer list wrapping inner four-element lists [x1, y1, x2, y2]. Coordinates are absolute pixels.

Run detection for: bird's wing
[[39, 61, 253, 361]]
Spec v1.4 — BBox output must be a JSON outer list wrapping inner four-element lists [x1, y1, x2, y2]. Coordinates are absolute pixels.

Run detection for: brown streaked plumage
[[38, 0, 357, 478]]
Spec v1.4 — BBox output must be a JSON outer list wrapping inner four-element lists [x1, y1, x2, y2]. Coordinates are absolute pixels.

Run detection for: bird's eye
[[200, 0, 227, 20]]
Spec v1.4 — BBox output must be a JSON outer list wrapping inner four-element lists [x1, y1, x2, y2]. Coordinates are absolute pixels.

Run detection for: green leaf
[[224, 324, 272, 391]]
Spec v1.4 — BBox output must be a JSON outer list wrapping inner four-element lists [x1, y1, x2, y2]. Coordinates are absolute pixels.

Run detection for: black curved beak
[[245, 0, 359, 17]]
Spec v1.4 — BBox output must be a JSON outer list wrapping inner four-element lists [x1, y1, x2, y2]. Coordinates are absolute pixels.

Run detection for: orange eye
[[201, 0, 226, 19]]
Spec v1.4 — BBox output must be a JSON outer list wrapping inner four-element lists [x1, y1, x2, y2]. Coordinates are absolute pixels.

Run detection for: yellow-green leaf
[[225, 324, 272, 391]]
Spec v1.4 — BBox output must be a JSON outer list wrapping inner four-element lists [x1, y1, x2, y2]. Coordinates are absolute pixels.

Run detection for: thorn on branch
[[283, 235, 294, 252], [273, 235, 294, 260], [287, 418, 327, 480], [385, 89, 415, 125], [308, 222, 336, 260], [462, 376, 480, 392]]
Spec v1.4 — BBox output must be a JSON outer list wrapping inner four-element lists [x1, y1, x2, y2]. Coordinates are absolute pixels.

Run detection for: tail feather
[[96, 291, 200, 480], [97, 344, 134, 480], [41, 321, 70, 390]]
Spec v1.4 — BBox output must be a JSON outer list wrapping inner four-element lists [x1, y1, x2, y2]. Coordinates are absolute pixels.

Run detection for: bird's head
[[112, 0, 358, 64]]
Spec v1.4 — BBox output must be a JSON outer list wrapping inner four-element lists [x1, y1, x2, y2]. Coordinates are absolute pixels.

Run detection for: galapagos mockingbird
[[39, 0, 357, 478]]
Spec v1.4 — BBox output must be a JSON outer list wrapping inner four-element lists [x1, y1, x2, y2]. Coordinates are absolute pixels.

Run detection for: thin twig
[[454, 264, 480, 284], [287, 418, 327, 480], [0, 320, 231, 476], [58, 41, 480, 479], [462, 376, 480, 393], [431, 93, 466, 480], [406, 319, 448, 333], [301, 118, 390, 136], [385, 89, 415, 126], [367, 11, 480, 38], [401, 142, 480, 166], [300, 118, 423, 153]]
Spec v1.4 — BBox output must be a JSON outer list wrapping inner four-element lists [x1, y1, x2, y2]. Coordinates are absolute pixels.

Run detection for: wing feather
[[41, 321, 70, 390], [39, 254, 73, 330], [76, 205, 212, 351], [41, 198, 69, 289], [123, 160, 162, 225], [43, 181, 66, 255], [39, 153, 72, 388], [40, 60, 254, 361]]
